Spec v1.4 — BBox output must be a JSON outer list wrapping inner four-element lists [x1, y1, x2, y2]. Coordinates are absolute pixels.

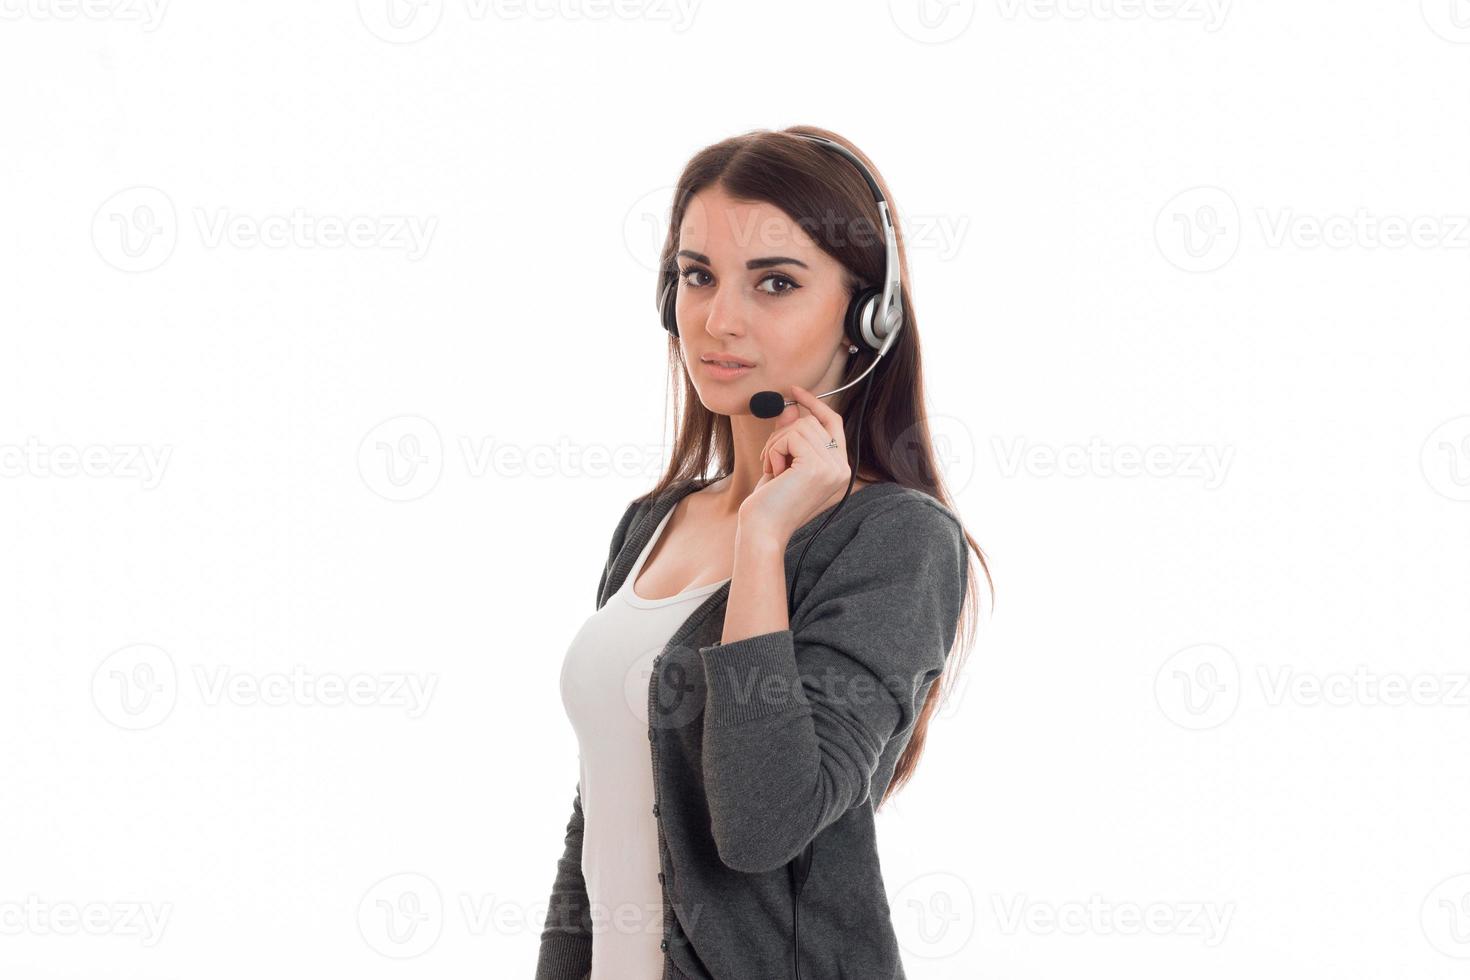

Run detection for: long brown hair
[[641, 124, 993, 810]]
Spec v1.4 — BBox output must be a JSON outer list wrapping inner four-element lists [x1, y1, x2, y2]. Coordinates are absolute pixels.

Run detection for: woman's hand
[[738, 384, 853, 545]]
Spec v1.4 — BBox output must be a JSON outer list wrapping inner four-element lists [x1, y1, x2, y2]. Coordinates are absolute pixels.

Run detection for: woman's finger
[[793, 416, 844, 472], [758, 409, 806, 470], [790, 385, 845, 443], [766, 421, 834, 480]]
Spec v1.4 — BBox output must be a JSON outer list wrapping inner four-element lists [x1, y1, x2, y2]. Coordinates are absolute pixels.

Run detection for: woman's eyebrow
[[676, 249, 810, 271]]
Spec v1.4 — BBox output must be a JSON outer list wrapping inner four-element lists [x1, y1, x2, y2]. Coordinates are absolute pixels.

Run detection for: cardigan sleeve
[[534, 783, 594, 980], [697, 496, 967, 874], [535, 497, 642, 979]]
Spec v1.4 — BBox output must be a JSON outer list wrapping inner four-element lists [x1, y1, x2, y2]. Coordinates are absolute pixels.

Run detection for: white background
[[3, 0, 1469, 977]]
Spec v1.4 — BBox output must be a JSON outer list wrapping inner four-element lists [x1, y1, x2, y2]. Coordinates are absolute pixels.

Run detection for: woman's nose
[[702, 286, 749, 336]]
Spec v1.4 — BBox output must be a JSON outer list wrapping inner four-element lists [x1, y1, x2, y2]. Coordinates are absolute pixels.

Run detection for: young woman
[[538, 125, 991, 980]]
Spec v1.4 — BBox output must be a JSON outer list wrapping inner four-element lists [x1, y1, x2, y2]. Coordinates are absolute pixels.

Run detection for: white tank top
[[558, 504, 731, 980]]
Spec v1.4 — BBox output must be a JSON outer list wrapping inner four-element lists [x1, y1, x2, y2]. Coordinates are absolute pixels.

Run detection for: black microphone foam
[[749, 390, 787, 419]]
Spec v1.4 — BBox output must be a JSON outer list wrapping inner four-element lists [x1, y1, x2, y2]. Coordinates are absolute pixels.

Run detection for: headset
[[655, 131, 905, 980]]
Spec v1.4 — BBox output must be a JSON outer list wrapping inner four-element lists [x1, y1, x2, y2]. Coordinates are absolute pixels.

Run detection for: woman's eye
[[757, 274, 800, 296], [679, 267, 712, 288]]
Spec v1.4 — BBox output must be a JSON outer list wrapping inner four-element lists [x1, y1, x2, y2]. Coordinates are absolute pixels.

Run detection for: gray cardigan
[[536, 475, 968, 980]]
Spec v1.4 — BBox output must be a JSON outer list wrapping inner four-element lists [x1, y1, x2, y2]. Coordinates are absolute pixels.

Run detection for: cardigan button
[[652, 804, 660, 818], [657, 871, 665, 884], [660, 939, 669, 952]]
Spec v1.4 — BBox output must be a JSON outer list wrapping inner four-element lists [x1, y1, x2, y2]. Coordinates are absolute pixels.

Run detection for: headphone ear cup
[[844, 286, 882, 351], [659, 278, 679, 337]]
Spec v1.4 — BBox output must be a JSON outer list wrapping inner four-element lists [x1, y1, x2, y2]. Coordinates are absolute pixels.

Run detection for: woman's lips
[[700, 360, 753, 380]]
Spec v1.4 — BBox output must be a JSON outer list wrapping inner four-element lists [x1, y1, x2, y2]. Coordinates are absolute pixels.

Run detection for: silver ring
[[825, 439, 839, 450]]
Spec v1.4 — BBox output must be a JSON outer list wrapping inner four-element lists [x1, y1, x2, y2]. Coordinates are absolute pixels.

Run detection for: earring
[[847, 344, 859, 354]]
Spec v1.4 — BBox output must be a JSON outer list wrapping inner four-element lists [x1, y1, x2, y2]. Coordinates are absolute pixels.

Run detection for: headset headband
[[788, 132, 904, 356]]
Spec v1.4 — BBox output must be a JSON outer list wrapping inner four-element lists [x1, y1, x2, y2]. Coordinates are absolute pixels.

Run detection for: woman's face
[[672, 184, 855, 416]]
